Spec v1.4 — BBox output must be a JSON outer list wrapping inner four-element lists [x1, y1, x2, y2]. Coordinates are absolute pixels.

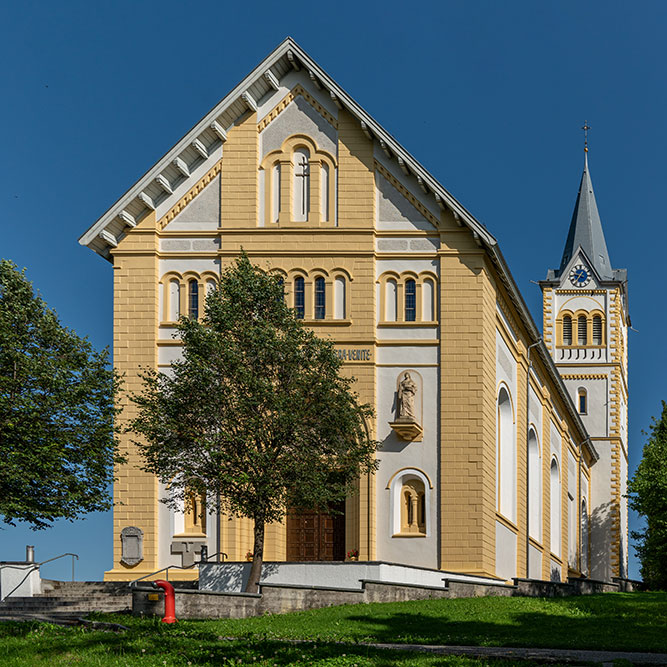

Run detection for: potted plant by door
[[346, 549, 359, 561]]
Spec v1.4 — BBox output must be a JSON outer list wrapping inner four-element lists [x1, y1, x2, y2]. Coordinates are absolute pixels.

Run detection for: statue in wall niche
[[397, 372, 417, 420]]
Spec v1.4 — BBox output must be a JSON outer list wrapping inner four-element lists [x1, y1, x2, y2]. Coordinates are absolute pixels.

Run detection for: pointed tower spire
[[558, 152, 614, 279]]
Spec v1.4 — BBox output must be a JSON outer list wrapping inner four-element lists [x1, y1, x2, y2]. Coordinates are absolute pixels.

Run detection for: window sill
[[392, 532, 426, 538], [528, 536, 543, 550], [378, 321, 438, 327], [173, 532, 207, 539], [300, 319, 352, 326], [495, 512, 518, 533]]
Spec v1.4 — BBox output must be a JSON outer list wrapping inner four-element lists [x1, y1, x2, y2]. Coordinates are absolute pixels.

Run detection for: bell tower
[[540, 149, 629, 580]]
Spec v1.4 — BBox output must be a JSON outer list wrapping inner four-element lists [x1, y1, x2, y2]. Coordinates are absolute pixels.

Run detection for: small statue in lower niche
[[397, 372, 417, 420]]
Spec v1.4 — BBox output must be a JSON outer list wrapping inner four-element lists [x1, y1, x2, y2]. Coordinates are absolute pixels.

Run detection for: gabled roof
[[79, 36, 495, 257], [78, 37, 597, 463], [557, 154, 614, 280]]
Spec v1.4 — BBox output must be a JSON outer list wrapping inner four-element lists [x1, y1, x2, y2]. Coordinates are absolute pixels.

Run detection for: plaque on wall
[[120, 526, 144, 566]]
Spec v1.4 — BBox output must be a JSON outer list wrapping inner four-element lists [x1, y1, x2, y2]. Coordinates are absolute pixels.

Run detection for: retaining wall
[[133, 574, 641, 620]]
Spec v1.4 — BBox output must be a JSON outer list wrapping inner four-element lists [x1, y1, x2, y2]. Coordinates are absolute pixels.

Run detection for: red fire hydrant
[[154, 579, 177, 623]]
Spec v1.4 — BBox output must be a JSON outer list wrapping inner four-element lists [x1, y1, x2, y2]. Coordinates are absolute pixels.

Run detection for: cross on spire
[[582, 121, 591, 153]]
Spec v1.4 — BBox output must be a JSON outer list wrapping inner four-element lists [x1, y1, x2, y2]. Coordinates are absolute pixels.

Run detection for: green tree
[[130, 253, 378, 593], [0, 259, 121, 529], [628, 401, 667, 589]]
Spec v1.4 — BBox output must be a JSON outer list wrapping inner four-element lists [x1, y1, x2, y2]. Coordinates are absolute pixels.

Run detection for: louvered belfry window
[[592, 315, 603, 345], [563, 316, 573, 345], [578, 315, 587, 346]]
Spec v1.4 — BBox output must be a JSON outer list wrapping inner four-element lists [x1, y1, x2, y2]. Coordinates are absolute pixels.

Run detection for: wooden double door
[[286, 502, 345, 561]]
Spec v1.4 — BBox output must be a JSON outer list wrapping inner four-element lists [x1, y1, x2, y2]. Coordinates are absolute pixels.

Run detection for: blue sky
[[1, 1, 665, 581]]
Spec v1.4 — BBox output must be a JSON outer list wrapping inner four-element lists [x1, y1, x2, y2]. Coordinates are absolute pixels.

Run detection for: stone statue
[[397, 372, 417, 420]]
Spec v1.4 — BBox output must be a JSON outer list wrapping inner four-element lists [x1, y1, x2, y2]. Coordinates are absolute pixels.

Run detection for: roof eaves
[[78, 37, 297, 250], [488, 244, 598, 462]]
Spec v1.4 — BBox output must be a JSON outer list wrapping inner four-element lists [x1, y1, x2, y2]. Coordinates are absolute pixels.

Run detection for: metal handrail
[[128, 563, 196, 588], [127, 551, 228, 589], [201, 551, 228, 562], [1, 552, 79, 600]]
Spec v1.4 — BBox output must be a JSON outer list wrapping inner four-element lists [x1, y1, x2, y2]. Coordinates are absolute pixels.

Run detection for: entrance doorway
[[286, 502, 345, 561]]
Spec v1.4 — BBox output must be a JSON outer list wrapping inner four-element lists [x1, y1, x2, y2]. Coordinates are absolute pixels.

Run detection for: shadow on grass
[[337, 593, 667, 653]]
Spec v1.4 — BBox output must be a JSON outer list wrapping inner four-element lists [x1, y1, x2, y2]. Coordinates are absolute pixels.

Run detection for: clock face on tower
[[569, 264, 591, 287]]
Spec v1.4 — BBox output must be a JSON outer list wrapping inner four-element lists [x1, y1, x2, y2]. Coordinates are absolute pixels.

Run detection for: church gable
[[163, 173, 221, 231], [376, 171, 432, 231], [557, 249, 601, 291]]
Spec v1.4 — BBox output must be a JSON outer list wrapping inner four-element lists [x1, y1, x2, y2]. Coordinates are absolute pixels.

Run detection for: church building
[[79, 38, 628, 584]]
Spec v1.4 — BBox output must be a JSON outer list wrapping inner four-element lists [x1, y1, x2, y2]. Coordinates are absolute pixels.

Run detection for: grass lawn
[[0, 592, 664, 665], [187, 591, 667, 653]]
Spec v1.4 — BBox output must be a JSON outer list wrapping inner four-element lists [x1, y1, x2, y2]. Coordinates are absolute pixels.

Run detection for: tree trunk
[[245, 518, 265, 593]]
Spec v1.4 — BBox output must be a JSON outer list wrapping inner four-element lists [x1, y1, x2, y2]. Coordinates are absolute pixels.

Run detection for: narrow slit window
[[293, 148, 310, 221], [405, 279, 416, 321], [169, 279, 180, 321], [294, 277, 305, 319], [385, 279, 397, 321], [592, 315, 602, 345], [334, 276, 346, 319], [578, 315, 587, 346], [272, 163, 281, 223], [188, 279, 199, 319], [321, 162, 329, 222], [578, 389, 587, 414], [314, 277, 326, 319], [563, 316, 572, 345]]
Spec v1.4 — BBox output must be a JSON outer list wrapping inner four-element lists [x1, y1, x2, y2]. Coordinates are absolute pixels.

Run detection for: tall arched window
[[550, 458, 561, 557], [385, 279, 397, 321], [293, 148, 310, 222], [334, 276, 346, 319], [314, 276, 326, 319], [528, 428, 541, 540], [405, 279, 416, 322], [578, 315, 587, 345], [294, 277, 305, 319], [581, 499, 589, 574], [568, 490, 577, 567], [188, 279, 199, 319], [563, 315, 573, 346], [592, 315, 603, 345], [497, 387, 516, 521], [169, 279, 180, 321]]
